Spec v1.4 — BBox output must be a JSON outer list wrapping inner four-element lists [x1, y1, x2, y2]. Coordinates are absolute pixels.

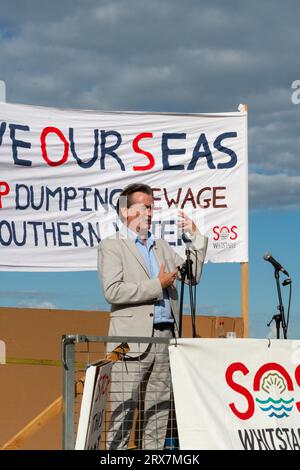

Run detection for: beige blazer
[[98, 227, 208, 344]]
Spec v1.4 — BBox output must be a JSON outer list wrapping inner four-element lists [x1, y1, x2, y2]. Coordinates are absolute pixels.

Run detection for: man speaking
[[98, 183, 207, 450]]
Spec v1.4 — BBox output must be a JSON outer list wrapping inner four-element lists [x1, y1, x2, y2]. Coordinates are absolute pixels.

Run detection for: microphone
[[181, 232, 192, 244], [181, 232, 195, 281], [263, 252, 289, 276]]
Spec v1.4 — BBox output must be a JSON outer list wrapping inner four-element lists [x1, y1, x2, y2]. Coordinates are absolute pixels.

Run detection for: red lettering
[[40, 126, 69, 166], [95, 374, 110, 403], [132, 132, 155, 171], [253, 363, 294, 391], [294, 365, 300, 412], [182, 187, 196, 208], [0, 181, 10, 208], [230, 225, 238, 240], [196, 187, 211, 208], [226, 362, 255, 420], [99, 374, 110, 395], [213, 226, 220, 240], [213, 186, 227, 208]]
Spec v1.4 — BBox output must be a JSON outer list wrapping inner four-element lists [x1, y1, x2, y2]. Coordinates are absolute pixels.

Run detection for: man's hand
[[158, 263, 177, 289], [177, 210, 199, 237]]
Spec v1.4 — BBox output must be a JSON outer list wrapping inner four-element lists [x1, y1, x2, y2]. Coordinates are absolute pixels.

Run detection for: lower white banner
[[76, 360, 112, 450], [169, 338, 300, 450]]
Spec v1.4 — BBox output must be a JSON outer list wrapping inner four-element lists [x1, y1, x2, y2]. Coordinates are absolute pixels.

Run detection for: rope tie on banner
[[106, 342, 130, 362]]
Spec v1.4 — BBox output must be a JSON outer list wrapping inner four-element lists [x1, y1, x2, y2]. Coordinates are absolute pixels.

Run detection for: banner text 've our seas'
[[0, 122, 238, 171]]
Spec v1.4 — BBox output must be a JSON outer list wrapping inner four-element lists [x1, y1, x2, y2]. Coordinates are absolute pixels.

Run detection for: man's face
[[123, 191, 154, 234]]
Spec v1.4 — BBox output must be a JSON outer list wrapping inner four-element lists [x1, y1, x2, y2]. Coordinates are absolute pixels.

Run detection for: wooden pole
[[1, 397, 63, 450], [241, 262, 249, 337], [239, 103, 249, 337]]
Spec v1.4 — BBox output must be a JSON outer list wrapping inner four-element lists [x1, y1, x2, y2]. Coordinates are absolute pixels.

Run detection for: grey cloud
[[249, 172, 300, 210], [17, 300, 57, 309], [194, 304, 240, 317], [249, 105, 300, 176], [0, 0, 300, 209], [0, 290, 56, 299], [1, 0, 298, 110]]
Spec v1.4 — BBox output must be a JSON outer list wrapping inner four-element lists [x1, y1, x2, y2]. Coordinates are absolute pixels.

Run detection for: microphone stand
[[178, 246, 197, 338], [267, 268, 288, 339]]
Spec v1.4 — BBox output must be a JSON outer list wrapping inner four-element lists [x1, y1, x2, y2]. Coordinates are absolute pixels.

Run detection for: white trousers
[[107, 328, 174, 450]]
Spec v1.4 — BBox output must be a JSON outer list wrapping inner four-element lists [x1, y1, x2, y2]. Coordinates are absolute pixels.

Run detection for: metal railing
[[62, 334, 178, 450]]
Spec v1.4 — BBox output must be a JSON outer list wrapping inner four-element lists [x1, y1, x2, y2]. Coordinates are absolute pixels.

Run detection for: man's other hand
[[158, 263, 177, 288]]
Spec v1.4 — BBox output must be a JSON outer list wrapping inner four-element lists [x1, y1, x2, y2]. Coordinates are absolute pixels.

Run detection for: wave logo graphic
[[255, 372, 294, 419]]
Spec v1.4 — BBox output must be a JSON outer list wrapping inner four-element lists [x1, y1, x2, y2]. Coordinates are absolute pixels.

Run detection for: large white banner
[[169, 338, 300, 450], [0, 102, 248, 271]]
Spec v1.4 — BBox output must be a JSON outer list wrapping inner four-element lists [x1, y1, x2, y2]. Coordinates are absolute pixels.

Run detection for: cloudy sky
[[0, 0, 299, 338]]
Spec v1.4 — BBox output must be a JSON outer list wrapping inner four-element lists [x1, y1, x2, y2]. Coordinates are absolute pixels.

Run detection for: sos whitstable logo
[[226, 361, 300, 450], [212, 225, 238, 250]]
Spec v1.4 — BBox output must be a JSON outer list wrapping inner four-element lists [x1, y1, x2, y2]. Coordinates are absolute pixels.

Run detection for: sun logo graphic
[[226, 361, 300, 421], [255, 371, 295, 419]]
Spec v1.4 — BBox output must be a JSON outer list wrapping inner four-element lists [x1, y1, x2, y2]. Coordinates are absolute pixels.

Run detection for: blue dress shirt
[[127, 228, 174, 324]]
